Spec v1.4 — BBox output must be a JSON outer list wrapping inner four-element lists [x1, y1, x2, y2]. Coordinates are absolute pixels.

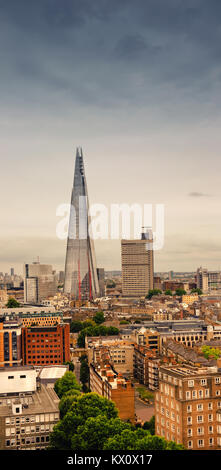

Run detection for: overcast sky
[[1, 0, 221, 274]]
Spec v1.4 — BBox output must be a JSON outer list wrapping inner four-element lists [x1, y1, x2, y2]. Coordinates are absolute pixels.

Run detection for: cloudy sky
[[1, 0, 221, 274]]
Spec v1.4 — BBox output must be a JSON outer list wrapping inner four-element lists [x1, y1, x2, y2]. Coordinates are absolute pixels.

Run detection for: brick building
[[155, 364, 221, 449], [21, 323, 70, 366], [90, 361, 135, 423], [133, 345, 161, 390]]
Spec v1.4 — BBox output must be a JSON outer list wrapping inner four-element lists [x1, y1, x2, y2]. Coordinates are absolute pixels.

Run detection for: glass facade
[[64, 147, 100, 299]]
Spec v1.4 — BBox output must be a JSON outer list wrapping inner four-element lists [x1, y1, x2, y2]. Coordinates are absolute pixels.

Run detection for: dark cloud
[[114, 34, 161, 61], [1, 1, 221, 111]]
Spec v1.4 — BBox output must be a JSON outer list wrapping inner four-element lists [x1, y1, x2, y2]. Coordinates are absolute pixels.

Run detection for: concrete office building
[[121, 230, 154, 297], [0, 366, 59, 450], [24, 263, 57, 304], [196, 267, 209, 293]]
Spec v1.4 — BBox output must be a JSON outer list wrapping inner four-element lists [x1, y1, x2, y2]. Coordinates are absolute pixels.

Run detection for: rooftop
[[0, 384, 59, 417]]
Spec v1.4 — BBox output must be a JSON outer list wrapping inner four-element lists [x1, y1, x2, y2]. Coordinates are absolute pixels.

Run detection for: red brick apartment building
[[90, 362, 135, 423], [21, 324, 70, 366], [155, 364, 221, 449]]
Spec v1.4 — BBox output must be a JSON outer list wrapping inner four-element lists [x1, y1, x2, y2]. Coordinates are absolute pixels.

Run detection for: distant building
[[0, 289, 8, 307], [121, 230, 154, 297], [197, 267, 208, 293], [97, 268, 105, 297], [208, 271, 221, 290], [135, 327, 160, 353], [24, 263, 57, 304], [134, 345, 160, 390], [182, 294, 199, 304]]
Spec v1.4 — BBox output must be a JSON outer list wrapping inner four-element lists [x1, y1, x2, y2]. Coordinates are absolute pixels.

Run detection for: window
[[198, 439, 204, 448], [198, 390, 203, 398], [20, 375, 26, 379], [188, 380, 194, 387], [208, 426, 213, 434], [187, 428, 192, 436], [201, 379, 207, 386], [208, 414, 213, 422], [197, 427, 204, 435], [188, 441, 193, 449], [197, 416, 203, 423], [8, 376, 14, 380], [187, 405, 192, 413], [192, 390, 197, 399], [208, 403, 213, 410], [187, 417, 192, 424], [186, 391, 191, 399], [216, 377, 221, 384], [209, 438, 214, 446], [197, 404, 203, 411], [216, 390, 220, 396], [205, 389, 209, 397]]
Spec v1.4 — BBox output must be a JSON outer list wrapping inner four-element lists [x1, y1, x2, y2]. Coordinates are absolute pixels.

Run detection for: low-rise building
[[0, 366, 59, 450]]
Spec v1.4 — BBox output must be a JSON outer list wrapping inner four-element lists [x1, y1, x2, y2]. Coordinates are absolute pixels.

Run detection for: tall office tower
[[64, 147, 100, 299], [24, 262, 57, 304], [10, 268, 14, 277], [121, 229, 154, 297], [196, 267, 208, 292]]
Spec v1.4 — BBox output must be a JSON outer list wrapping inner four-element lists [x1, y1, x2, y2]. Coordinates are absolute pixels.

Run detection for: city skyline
[[1, 1, 221, 273]]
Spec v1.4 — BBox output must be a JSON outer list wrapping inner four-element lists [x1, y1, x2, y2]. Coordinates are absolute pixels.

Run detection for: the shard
[[64, 147, 100, 299]]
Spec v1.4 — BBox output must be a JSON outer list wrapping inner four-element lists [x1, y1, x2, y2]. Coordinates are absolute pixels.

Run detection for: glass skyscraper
[[64, 147, 100, 299]]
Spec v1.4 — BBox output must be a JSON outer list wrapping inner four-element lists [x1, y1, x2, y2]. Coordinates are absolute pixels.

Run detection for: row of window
[[187, 425, 218, 436], [187, 414, 214, 424], [5, 423, 54, 436], [5, 413, 59, 425], [5, 435, 50, 447]]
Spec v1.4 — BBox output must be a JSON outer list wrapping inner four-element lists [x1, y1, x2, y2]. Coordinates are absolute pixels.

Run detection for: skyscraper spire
[[64, 148, 100, 299]]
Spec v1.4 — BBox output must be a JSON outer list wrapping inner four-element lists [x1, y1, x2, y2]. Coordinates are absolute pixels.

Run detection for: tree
[[146, 289, 162, 299], [6, 297, 20, 308], [165, 289, 173, 296], [49, 393, 119, 450], [71, 415, 131, 450], [64, 361, 75, 372], [143, 416, 155, 435], [54, 371, 81, 398], [191, 288, 202, 295], [80, 359, 89, 388], [59, 391, 81, 418], [104, 428, 185, 450], [70, 321, 84, 333], [175, 288, 186, 296], [93, 311, 105, 325]]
